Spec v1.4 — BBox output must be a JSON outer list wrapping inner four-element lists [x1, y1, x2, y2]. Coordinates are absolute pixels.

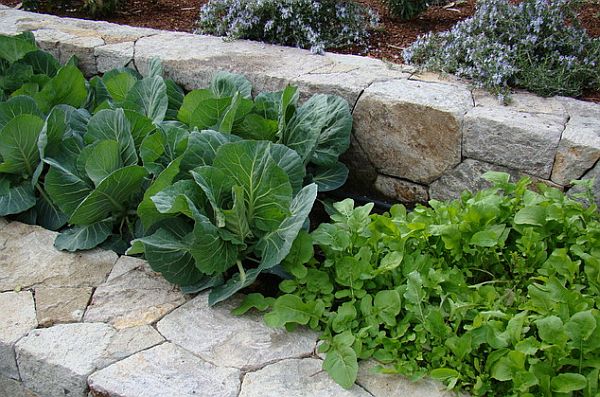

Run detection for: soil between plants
[[1, 0, 599, 101]]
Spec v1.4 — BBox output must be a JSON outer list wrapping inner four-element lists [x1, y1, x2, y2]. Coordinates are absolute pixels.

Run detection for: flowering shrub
[[404, 0, 600, 100], [197, 0, 379, 54]]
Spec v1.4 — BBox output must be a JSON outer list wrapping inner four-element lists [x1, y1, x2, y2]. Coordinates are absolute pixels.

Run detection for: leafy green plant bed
[[2, 31, 600, 397], [0, 32, 352, 303], [239, 174, 600, 396]]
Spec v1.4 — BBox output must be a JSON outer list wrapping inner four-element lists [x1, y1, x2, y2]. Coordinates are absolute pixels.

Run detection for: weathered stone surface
[[16, 323, 163, 397], [463, 107, 565, 178], [551, 115, 600, 185], [88, 342, 241, 397], [105, 255, 149, 282], [34, 287, 93, 326], [293, 54, 410, 106], [474, 89, 567, 117], [357, 360, 453, 397], [0, 222, 117, 292], [353, 79, 472, 184], [558, 96, 600, 119], [59, 36, 105, 76], [429, 159, 517, 201], [0, 291, 37, 379], [239, 358, 370, 397], [157, 293, 318, 370], [84, 256, 186, 329], [0, 375, 38, 397], [374, 174, 429, 203], [0, 218, 7, 230], [135, 32, 331, 92], [95, 41, 134, 73], [341, 134, 378, 190], [408, 71, 466, 87]]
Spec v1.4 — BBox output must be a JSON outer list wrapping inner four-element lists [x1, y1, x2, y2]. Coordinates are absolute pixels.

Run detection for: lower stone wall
[[0, 6, 599, 206], [0, 220, 452, 397]]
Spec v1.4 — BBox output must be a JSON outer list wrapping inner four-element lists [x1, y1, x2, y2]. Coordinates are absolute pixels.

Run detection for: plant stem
[[236, 259, 246, 282]]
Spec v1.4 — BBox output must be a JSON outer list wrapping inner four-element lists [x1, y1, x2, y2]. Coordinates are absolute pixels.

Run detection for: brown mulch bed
[[1, 0, 599, 100]]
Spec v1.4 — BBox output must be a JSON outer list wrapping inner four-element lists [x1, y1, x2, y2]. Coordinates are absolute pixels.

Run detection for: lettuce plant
[[239, 173, 600, 395]]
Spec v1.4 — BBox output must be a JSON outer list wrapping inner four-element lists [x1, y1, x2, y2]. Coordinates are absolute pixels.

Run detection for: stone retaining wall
[[1, 6, 599, 206], [0, 220, 452, 397]]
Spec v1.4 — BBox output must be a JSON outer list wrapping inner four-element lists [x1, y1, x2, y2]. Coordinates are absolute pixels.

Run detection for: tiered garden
[[1, 23, 600, 396]]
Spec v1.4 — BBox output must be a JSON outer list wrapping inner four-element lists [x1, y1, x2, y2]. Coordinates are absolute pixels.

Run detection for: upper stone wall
[[1, 6, 599, 206]]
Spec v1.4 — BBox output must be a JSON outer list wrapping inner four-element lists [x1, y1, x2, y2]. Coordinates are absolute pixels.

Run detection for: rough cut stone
[[429, 159, 517, 201], [357, 360, 453, 397], [341, 134, 378, 190], [463, 106, 565, 179], [558, 96, 600, 119], [15, 323, 163, 397], [88, 342, 241, 397], [0, 375, 38, 397], [239, 358, 371, 397], [292, 54, 410, 106], [157, 293, 318, 370], [353, 79, 472, 184], [84, 256, 186, 329], [473, 90, 568, 117], [95, 41, 134, 73], [551, 115, 600, 185], [0, 222, 117, 292], [0, 218, 7, 230], [374, 174, 429, 203], [0, 291, 37, 379], [34, 287, 93, 326], [59, 36, 105, 76]]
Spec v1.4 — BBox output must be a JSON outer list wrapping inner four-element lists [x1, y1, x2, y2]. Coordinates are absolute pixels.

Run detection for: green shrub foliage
[[404, 0, 600, 100], [239, 173, 600, 396], [197, 0, 379, 54]]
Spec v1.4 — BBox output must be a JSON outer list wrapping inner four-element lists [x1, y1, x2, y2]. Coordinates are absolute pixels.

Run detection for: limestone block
[[551, 115, 600, 185], [59, 36, 105, 76], [34, 287, 93, 326], [95, 41, 134, 73], [374, 174, 429, 203], [134, 32, 333, 93], [239, 358, 371, 397], [88, 342, 241, 397], [357, 360, 455, 397], [0, 291, 37, 379], [353, 79, 472, 184], [429, 159, 517, 201], [15, 323, 163, 397], [0, 218, 7, 229], [84, 256, 186, 329], [463, 107, 565, 179], [473, 89, 568, 117], [0, 222, 117, 291], [156, 293, 318, 370]]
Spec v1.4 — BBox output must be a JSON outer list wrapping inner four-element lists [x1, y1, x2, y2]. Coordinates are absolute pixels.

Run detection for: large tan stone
[[374, 174, 429, 203], [16, 323, 163, 397], [83, 256, 186, 329], [353, 79, 472, 184], [239, 358, 371, 397], [88, 342, 240, 397], [0, 291, 37, 379], [34, 287, 93, 326], [156, 293, 318, 371], [0, 222, 117, 292]]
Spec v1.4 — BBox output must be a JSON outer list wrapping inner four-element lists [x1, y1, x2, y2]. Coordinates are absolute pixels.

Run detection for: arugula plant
[[130, 130, 318, 305], [238, 173, 600, 396], [177, 73, 352, 191]]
